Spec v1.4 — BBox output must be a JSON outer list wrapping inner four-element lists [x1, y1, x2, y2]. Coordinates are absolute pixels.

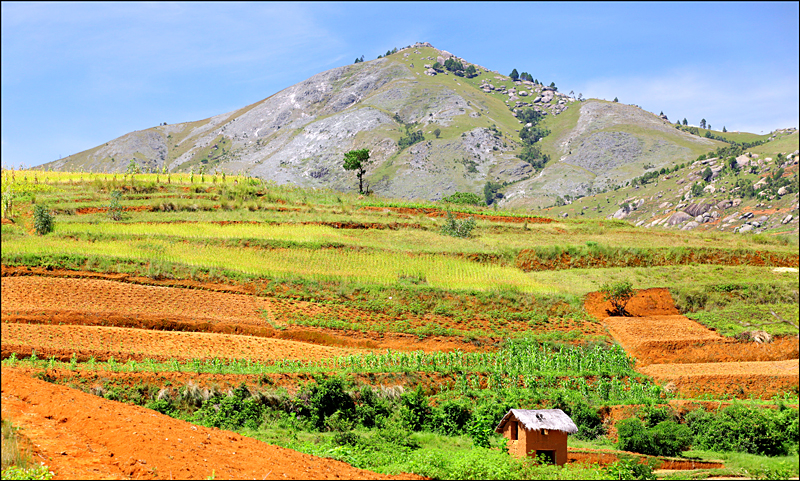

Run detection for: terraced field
[[1, 170, 798, 479]]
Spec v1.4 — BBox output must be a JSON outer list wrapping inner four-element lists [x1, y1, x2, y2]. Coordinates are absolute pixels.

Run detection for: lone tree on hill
[[700, 118, 707, 129], [509, 68, 519, 81], [600, 281, 635, 316], [343, 148, 371, 194]]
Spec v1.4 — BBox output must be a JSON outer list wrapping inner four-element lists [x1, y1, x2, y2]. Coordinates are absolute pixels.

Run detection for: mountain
[[42, 43, 733, 205]]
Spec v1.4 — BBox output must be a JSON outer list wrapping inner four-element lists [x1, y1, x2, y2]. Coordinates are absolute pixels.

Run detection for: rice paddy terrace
[[2, 169, 798, 479]]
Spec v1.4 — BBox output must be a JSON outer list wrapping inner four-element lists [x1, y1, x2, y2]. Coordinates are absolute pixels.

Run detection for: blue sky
[[2, 1, 798, 169]]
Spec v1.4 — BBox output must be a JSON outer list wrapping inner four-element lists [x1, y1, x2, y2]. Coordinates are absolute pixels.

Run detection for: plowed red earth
[[1, 323, 368, 363], [2, 274, 603, 353], [1, 367, 416, 480], [585, 288, 799, 398], [639, 360, 800, 399]]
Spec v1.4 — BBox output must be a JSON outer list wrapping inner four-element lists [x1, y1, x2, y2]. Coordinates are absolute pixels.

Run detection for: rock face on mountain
[[41, 43, 722, 204]]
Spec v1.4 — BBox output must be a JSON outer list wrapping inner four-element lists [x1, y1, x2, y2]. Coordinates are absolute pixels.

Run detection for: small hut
[[495, 409, 578, 465]]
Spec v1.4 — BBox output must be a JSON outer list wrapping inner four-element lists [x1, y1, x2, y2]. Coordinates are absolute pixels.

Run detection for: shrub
[[354, 386, 392, 428], [550, 393, 606, 440], [32, 204, 54, 235], [430, 399, 472, 436], [107, 190, 126, 221], [1, 464, 53, 480], [192, 383, 265, 430], [399, 386, 431, 431], [440, 211, 476, 238], [616, 418, 692, 457], [302, 376, 355, 431], [600, 281, 635, 316], [441, 192, 483, 206], [145, 398, 175, 416], [686, 404, 799, 456], [604, 455, 657, 480]]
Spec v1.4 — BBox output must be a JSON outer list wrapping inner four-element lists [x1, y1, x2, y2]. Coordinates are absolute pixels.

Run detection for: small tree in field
[[33, 204, 54, 235], [600, 281, 635, 316], [343, 149, 371, 194]]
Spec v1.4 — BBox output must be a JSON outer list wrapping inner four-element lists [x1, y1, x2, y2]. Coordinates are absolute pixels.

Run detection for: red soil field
[[600, 314, 798, 366], [584, 288, 680, 319], [1, 367, 415, 480], [639, 359, 800, 399], [1, 323, 368, 363], [584, 288, 799, 398], [1, 273, 605, 353]]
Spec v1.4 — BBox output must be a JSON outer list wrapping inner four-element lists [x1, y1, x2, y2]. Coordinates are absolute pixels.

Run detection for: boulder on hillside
[[613, 207, 629, 219], [778, 186, 788, 196], [683, 202, 713, 217], [737, 224, 754, 233], [782, 214, 794, 224], [722, 212, 739, 223], [667, 211, 692, 225], [735, 155, 750, 168], [716, 200, 733, 210], [681, 221, 700, 231]]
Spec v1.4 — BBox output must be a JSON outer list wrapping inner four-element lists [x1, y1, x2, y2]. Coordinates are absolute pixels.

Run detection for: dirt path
[[1, 367, 416, 480]]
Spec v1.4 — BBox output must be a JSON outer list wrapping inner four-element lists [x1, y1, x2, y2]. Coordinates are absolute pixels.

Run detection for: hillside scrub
[[686, 403, 799, 456]]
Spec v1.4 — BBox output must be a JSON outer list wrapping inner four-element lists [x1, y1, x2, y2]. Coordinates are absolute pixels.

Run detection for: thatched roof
[[495, 409, 578, 434]]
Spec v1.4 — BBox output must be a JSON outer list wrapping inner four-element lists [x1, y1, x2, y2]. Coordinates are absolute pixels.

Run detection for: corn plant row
[[4, 341, 636, 378]]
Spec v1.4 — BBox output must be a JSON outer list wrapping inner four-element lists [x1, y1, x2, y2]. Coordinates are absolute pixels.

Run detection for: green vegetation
[[686, 403, 799, 456], [441, 191, 483, 206], [616, 418, 692, 457], [32, 204, 53, 235], [342, 149, 371, 194], [1, 420, 54, 480], [599, 281, 635, 316], [440, 211, 477, 238]]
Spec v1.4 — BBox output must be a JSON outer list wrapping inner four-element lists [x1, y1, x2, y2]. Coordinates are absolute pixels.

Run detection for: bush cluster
[[686, 403, 799, 456], [615, 403, 799, 458], [616, 418, 692, 457], [440, 211, 476, 238]]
